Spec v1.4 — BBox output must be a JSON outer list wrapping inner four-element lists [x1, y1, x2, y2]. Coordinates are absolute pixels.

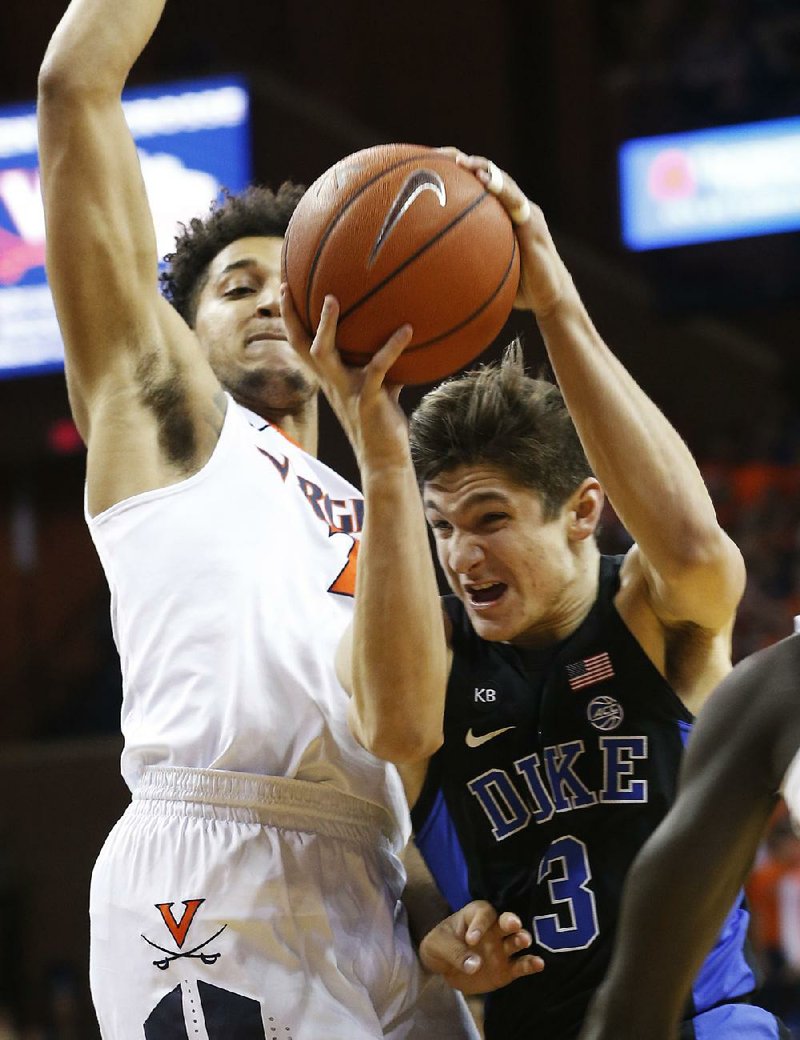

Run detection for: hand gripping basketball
[[281, 143, 520, 385], [451, 151, 572, 319]]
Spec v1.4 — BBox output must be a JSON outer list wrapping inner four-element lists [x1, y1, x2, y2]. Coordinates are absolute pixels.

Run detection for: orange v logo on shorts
[[155, 899, 205, 949]]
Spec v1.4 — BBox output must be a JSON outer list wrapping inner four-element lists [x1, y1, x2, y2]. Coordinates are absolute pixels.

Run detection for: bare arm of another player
[[281, 292, 449, 763], [38, 0, 220, 506], [578, 634, 800, 1040], [456, 156, 744, 691]]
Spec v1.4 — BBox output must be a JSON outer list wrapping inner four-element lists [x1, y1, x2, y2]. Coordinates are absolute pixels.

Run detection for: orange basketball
[[281, 143, 520, 385]]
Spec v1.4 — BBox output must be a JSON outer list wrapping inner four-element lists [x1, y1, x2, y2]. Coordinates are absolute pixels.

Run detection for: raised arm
[[281, 292, 449, 766], [38, 0, 219, 506], [454, 156, 744, 645], [579, 634, 800, 1040]]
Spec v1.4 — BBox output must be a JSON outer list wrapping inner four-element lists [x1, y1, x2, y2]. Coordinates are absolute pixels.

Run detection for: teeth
[[469, 582, 496, 591]]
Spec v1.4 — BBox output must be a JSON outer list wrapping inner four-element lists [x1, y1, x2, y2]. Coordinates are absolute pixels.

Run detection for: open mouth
[[466, 581, 507, 606]]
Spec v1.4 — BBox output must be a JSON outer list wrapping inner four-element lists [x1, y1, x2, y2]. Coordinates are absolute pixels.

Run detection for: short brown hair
[[409, 343, 592, 519]]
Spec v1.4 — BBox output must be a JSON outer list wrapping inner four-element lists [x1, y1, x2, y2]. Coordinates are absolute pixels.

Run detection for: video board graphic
[[0, 76, 251, 379], [619, 116, 800, 251]]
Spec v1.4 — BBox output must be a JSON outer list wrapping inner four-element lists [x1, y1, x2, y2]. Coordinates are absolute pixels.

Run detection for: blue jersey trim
[[688, 1000, 784, 1039], [414, 788, 472, 911], [691, 895, 755, 1014]]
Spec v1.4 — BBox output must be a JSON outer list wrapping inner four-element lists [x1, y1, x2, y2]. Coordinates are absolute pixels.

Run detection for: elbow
[[664, 529, 745, 596], [356, 715, 444, 766], [38, 50, 119, 105], [38, 54, 79, 102], [668, 522, 736, 571]]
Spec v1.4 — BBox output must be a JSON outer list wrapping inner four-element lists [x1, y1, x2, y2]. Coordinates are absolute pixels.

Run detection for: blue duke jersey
[[413, 556, 759, 1040]]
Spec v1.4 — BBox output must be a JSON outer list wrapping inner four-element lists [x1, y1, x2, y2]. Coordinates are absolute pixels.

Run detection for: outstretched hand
[[419, 900, 544, 996], [280, 284, 413, 471], [438, 147, 573, 319]]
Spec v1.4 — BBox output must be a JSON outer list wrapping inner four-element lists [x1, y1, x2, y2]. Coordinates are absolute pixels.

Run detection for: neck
[[274, 398, 319, 455], [235, 392, 319, 457], [511, 541, 601, 649]]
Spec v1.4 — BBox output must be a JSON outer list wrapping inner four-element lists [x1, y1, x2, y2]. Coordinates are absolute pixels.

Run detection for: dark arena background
[[1, 1, 799, 1035]]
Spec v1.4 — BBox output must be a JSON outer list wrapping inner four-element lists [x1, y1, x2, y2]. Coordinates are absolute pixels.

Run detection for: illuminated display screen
[[0, 76, 251, 380], [619, 116, 800, 252]]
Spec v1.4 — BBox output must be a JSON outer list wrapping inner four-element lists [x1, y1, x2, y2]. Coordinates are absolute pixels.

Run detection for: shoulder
[[614, 546, 735, 713]]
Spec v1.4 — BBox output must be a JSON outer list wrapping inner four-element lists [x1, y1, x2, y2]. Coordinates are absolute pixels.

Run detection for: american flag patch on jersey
[[566, 652, 614, 691]]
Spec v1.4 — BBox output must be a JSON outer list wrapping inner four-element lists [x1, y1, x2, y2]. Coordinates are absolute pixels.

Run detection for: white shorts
[[89, 766, 478, 1040]]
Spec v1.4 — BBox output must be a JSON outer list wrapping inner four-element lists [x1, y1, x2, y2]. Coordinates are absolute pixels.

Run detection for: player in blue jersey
[[286, 152, 787, 1038]]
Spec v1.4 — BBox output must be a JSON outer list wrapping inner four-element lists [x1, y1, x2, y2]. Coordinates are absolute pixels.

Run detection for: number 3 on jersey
[[534, 835, 599, 952]]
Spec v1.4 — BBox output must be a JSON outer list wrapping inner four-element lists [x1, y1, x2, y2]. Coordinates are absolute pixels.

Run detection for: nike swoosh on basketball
[[369, 169, 447, 266], [465, 725, 516, 748]]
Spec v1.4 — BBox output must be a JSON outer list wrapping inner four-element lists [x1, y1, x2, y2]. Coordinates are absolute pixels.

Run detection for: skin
[[193, 236, 319, 432], [327, 152, 746, 990], [37, 2, 318, 520], [424, 468, 603, 648]]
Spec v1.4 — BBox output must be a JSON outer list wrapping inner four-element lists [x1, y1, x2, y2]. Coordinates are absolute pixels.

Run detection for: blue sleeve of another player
[[413, 787, 472, 912], [689, 895, 756, 1014]]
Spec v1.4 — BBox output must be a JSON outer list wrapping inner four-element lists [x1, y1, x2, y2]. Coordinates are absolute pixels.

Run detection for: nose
[[447, 531, 484, 575], [256, 279, 281, 318]]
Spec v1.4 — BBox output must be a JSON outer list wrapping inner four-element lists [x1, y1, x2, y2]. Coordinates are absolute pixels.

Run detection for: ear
[[567, 477, 604, 542]]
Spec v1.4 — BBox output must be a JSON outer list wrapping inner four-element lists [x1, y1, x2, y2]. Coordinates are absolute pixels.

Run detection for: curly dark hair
[[409, 342, 592, 520], [160, 182, 306, 326]]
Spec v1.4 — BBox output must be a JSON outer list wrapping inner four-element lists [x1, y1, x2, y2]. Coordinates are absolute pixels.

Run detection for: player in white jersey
[[579, 627, 800, 1040], [36, 1, 509, 1035]]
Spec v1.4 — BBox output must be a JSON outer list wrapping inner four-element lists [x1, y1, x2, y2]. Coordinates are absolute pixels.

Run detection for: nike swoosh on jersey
[[465, 725, 516, 749]]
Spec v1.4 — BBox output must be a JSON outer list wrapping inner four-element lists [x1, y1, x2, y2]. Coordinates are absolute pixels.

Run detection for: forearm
[[401, 840, 451, 948], [39, 0, 167, 93], [37, 0, 172, 408], [537, 292, 722, 576], [350, 460, 447, 763], [583, 681, 779, 1039], [583, 639, 800, 1040], [586, 808, 768, 1038]]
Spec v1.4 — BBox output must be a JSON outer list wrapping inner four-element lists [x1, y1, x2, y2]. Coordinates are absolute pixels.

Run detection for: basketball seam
[[338, 190, 493, 326], [299, 151, 437, 332], [340, 233, 518, 361]]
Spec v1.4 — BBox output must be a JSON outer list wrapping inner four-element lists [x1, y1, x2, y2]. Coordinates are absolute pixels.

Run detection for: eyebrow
[[218, 258, 261, 278], [423, 489, 513, 512]]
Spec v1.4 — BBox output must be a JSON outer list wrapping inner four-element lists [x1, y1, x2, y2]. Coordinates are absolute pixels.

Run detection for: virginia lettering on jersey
[[257, 443, 362, 597], [257, 445, 364, 534]]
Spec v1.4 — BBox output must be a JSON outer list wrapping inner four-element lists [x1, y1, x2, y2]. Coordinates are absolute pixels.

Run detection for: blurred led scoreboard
[[619, 116, 800, 251], [0, 76, 251, 380]]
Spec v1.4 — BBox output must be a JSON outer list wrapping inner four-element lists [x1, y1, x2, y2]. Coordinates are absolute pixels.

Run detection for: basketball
[[281, 143, 520, 385]]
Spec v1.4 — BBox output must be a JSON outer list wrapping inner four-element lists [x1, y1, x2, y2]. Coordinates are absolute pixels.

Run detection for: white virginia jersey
[[86, 396, 409, 849]]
